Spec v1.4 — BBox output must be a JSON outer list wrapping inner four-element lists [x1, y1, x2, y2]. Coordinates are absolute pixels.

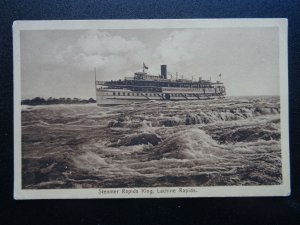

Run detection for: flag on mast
[[143, 62, 148, 70]]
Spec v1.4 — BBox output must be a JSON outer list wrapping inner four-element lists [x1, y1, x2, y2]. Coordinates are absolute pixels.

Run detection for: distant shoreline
[[21, 97, 96, 106]]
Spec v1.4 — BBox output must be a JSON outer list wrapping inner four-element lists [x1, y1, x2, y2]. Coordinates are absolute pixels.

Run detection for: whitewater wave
[[21, 96, 282, 189], [150, 128, 227, 160]]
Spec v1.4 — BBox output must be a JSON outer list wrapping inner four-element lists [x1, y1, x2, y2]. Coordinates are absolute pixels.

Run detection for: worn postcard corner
[[13, 19, 290, 199]]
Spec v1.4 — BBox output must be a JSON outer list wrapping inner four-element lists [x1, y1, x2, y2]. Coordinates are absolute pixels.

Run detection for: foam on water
[[21, 96, 282, 189]]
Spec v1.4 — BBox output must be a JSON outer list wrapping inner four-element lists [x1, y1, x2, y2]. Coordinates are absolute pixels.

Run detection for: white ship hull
[[96, 88, 225, 105]]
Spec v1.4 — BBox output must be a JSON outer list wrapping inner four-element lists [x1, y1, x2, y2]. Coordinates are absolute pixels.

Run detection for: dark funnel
[[161, 65, 167, 79]]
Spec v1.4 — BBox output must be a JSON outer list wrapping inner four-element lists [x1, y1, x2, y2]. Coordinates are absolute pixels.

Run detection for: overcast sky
[[20, 27, 279, 99]]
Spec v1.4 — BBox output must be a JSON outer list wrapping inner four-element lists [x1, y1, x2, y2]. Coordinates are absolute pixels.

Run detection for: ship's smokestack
[[161, 65, 167, 79]]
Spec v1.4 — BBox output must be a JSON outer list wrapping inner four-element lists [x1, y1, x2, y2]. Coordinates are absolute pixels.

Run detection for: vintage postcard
[[13, 19, 290, 199]]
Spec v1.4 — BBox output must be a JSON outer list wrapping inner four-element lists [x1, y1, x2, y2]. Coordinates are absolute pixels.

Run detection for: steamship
[[95, 64, 226, 105]]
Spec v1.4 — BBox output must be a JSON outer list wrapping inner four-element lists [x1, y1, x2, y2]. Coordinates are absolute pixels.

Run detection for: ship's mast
[[94, 67, 97, 92]]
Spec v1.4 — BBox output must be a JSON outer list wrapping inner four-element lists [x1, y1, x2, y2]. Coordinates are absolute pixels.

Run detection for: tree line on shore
[[21, 97, 96, 105]]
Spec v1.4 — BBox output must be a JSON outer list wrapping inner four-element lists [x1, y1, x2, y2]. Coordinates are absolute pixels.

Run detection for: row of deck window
[[111, 92, 215, 97], [113, 92, 159, 97]]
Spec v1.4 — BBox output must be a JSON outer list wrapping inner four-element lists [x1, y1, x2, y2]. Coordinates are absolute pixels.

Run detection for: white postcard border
[[13, 19, 290, 199]]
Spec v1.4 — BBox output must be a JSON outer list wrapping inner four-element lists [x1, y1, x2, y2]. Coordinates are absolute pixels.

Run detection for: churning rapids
[[22, 96, 282, 189]]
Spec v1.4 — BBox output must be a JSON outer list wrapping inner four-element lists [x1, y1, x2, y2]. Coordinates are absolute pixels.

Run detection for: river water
[[21, 96, 282, 189]]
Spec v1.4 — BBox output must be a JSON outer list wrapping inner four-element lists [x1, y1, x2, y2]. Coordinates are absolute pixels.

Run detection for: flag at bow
[[219, 73, 222, 82]]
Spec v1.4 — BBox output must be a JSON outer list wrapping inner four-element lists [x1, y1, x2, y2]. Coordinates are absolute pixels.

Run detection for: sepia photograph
[[13, 19, 290, 199]]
